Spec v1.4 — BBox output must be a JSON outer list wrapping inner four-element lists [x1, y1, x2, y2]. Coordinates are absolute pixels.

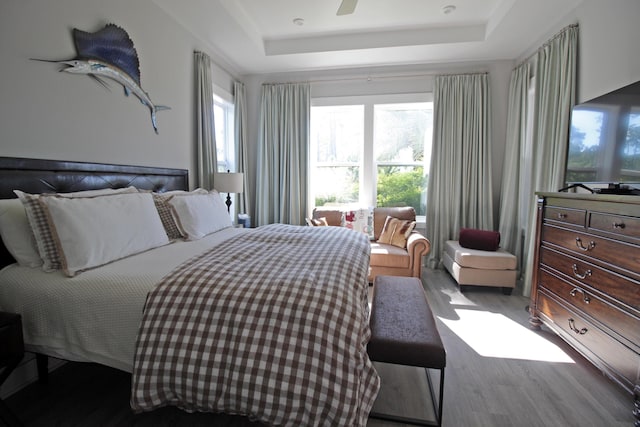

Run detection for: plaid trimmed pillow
[[14, 187, 139, 271], [152, 193, 183, 240], [377, 215, 416, 248], [43, 192, 169, 277], [150, 189, 209, 240], [15, 191, 62, 271]]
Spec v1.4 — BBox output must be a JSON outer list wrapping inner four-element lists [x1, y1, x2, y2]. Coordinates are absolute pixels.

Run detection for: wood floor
[[3, 268, 635, 426]]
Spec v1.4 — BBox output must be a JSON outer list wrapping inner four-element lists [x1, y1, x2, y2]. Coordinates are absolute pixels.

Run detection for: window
[[213, 87, 237, 218], [374, 103, 431, 215], [213, 89, 235, 173], [310, 105, 363, 206], [310, 94, 433, 217]]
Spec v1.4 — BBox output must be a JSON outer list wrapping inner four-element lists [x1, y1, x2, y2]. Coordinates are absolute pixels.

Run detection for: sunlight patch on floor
[[439, 309, 575, 363], [440, 287, 480, 307]]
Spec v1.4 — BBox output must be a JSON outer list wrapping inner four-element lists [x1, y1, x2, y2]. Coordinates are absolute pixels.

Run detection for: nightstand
[[0, 312, 24, 427]]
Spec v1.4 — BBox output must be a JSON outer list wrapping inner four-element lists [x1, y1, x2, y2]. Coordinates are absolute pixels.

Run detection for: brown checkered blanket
[[131, 224, 379, 426]]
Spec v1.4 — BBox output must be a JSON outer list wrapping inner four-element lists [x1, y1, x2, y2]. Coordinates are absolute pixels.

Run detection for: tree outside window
[[375, 103, 431, 215]]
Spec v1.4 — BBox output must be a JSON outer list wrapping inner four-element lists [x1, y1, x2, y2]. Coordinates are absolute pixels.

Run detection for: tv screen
[[565, 80, 640, 187]]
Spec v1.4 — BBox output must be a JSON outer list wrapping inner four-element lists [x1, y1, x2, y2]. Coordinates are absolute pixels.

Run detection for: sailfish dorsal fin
[[72, 24, 141, 86]]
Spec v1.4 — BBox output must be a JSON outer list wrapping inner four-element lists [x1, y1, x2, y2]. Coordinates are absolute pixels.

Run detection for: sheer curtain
[[234, 81, 250, 217], [499, 24, 578, 296], [255, 83, 310, 226], [194, 51, 217, 189], [426, 73, 493, 268]]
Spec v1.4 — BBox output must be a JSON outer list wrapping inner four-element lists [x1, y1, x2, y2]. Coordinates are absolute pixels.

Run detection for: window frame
[[213, 85, 238, 219], [310, 93, 433, 219], [213, 85, 236, 173]]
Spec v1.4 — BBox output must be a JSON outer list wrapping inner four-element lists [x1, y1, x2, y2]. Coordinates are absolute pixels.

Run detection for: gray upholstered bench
[[368, 275, 446, 427]]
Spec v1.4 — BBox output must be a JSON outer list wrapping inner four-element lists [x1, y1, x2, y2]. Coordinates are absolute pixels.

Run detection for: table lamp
[[214, 170, 244, 213]]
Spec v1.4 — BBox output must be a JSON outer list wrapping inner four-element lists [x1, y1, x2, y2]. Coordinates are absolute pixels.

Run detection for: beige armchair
[[312, 206, 431, 281], [310, 206, 344, 226], [369, 207, 430, 281]]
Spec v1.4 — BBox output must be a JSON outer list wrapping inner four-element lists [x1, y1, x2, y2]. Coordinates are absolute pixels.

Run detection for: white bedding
[[0, 227, 247, 372]]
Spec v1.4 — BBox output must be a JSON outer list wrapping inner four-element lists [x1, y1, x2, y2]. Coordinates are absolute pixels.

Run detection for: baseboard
[[1, 353, 65, 399]]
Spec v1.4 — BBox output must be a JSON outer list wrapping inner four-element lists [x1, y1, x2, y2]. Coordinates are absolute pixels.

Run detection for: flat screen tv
[[565, 80, 640, 192]]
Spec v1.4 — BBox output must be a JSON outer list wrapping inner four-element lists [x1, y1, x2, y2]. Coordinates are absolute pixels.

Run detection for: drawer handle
[[569, 287, 591, 304], [612, 221, 626, 229], [575, 237, 595, 252], [568, 318, 588, 335], [572, 264, 592, 280]]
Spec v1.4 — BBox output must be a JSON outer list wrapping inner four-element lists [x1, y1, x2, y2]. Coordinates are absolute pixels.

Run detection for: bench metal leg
[[36, 353, 48, 384], [370, 366, 444, 427]]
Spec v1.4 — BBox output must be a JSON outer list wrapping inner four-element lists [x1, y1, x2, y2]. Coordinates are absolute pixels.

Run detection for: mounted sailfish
[[36, 24, 169, 133]]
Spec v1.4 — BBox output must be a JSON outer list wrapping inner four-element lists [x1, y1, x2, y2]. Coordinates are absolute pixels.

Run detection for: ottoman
[[442, 240, 517, 294]]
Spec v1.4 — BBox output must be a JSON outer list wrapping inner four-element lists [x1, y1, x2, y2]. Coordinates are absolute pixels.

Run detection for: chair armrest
[[407, 231, 431, 266], [407, 232, 431, 276]]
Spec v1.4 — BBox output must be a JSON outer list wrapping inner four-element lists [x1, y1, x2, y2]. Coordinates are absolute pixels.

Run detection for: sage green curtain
[[498, 24, 578, 296], [255, 83, 310, 226], [234, 81, 250, 217], [426, 73, 493, 268], [521, 25, 578, 296], [498, 63, 531, 276], [194, 51, 217, 190]]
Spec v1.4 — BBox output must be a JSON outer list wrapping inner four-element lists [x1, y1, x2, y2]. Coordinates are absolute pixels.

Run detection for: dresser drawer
[[537, 268, 640, 347], [544, 206, 586, 227], [541, 224, 640, 278], [589, 212, 640, 241], [539, 246, 640, 311], [536, 290, 638, 389]]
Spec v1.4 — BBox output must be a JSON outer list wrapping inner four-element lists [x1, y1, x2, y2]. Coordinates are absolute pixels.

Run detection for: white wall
[[575, 0, 640, 101], [0, 0, 237, 187], [516, 0, 640, 103], [2, 0, 639, 220], [243, 60, 514, 225], [0, 0, 238, 397]]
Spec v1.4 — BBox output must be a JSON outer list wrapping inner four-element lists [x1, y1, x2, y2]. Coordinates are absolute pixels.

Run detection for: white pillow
[[0, 199, 43, 267], [42, 192, 169, 276], [156, 188, 208, 196], [168, 192, 232, 240], [53, 187, 139, 198], [151, 188, 210, 240], [15, 186, 139, 271]]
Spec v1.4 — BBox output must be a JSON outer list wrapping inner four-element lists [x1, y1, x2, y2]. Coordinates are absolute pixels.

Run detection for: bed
[[0, 157, 379, 426]]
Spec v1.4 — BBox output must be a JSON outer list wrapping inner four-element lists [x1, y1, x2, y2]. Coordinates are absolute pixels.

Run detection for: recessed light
[[442, 5, 456, 15], [293, 17, 305, 26]]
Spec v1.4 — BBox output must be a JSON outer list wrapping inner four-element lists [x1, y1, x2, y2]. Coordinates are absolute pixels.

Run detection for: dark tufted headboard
[[0, 156, 188, 268]]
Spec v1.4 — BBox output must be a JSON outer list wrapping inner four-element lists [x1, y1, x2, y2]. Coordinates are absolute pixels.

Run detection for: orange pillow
[[378, 216, 416, 248]]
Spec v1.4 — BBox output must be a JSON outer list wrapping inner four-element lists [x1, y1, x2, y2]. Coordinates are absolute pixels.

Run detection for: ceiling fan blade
[[337, 0, 358, 16]]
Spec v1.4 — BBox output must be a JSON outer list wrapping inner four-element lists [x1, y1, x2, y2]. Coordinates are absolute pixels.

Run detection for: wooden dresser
[[529, 192, 640, 425]]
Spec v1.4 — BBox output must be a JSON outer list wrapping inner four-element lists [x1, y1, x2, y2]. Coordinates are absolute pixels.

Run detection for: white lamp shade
[[214, 172, 244, 193]]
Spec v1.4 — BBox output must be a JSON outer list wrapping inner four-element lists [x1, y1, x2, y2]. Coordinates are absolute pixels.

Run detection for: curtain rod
[[308, 73, 437, 84], [262, 71, 488, 85], [194, 50, 239, 85], [516, 23, 579, 69]]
